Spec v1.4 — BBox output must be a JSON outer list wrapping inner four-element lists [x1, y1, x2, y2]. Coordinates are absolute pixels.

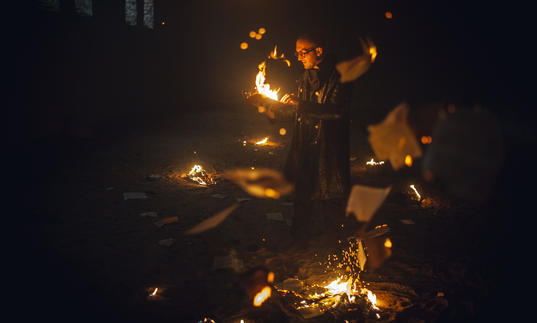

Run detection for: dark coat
[[277, 56, 352, 201]]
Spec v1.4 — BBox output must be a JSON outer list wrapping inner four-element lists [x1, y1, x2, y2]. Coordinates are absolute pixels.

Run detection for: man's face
[[296, 38, 323, 70]]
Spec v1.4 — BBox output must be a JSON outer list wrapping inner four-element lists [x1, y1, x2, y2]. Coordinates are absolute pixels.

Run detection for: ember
[[253, 286, 272, 306], [255, 137, 268, 145], [252, 46, 291, 102], [366, 158, 385, 166]]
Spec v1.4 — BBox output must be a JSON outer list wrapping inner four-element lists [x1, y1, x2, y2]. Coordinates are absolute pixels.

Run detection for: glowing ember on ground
[[185, 164, 215, 186], [150, 287, 158, 296], [366, 158, 385, 166], [255, 137, 269, 145], [410, 184, 421, 200], [384, 238, 393, 248], [253, 286, 272, 306]]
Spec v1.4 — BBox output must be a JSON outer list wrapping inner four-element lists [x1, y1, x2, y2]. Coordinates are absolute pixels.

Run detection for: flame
[[385, 11, 393, 19], [366, 158, 385, 166], [253, 286, 272, 306], [384, 238, 392, 248], [187, 164, 213, 186], [269, 45, 285, 59], [369, 45, 377, 62], [410, 184, 421, 200], [255, 137, 269, 145], [255, 61, 279, 101], [361, 288, 379, 310], [404, 154, 413, 167], [150, 288, 158, 296]]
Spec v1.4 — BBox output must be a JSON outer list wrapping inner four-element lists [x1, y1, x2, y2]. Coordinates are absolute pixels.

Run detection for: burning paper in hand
[[222, 168, 293, 199], [345, 185, 392, 223], [367, 103, 422, 170]]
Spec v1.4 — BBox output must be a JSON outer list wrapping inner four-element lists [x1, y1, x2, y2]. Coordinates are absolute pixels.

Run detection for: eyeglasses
[[294, 47, 317, 58]]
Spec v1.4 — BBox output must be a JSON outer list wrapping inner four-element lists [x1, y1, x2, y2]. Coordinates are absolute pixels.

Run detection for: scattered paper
[[222, 168, 293, 199], [345, 185, 392, 222], [266, 212, 284, 221], [154, 216, 179, 228], [185, 203, 239, 235], [211, 194, 227, 199], [158, 238, 175, 247], [123, 192, 148, 200], [140, 211, 158, 218], [357, 240, 367, 271], [400, 219, 415, 225], [367, 103, 422, 170]]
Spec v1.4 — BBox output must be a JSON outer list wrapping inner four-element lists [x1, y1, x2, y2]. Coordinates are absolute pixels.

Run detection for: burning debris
[[366, 158, 385, 166], [182, 164, 215, 186], [409, 184, 422, 201]]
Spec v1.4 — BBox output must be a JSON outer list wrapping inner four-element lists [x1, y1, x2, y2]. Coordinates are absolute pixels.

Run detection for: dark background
[[7, 0, 535, 321]]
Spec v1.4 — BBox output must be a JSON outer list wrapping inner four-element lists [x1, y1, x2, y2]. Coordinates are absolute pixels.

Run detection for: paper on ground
[[266, 212, 285, 221], [185, 203, 239, 235], [345, 185, 392, 222], [140, 211, 158, 218], [123, 192, 148, 200]]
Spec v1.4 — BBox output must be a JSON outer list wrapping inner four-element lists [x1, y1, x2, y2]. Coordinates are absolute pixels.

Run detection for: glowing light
[[240, 42, 248, 50], [187, 165, 213, 186], [404, 154, 413, 167], [161, 21, 166, 25], [150, 288, 158, 296], [255, 61, 279, 100], [384, 238, 392, 248], [267, 272, 274, 283], [255, 137, 269, 145], [410, 184, 421, 200], [255, 33, 262, 40], [421, 136, 432, 144], [369, 45, 377, 62], [279, 128, 287, 135], [385, 11, 393, 19], [264, 188, 280, 198], [258, 27, 266, 34], [366, 158, 385, 166], [361, 288, 379, 310], [253, 286, 272, 306], [249, 31, 256, 38]]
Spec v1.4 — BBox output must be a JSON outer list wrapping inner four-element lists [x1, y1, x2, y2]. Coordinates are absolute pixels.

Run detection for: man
[[245, 33, 374, 243]]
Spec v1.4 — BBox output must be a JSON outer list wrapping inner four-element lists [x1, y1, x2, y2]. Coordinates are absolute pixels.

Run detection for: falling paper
[[140, 211, 158, 218], [223, 168, 293, 199], [336, 37, 376, 83], [357, 240, 367, 271], [367, 103, 422, 170], [154, 216, 179, 228], [266, 212, 284, 221], [185, 203, 239, 235], [345, 185, 392, 222], [123, 192, 148, 200]]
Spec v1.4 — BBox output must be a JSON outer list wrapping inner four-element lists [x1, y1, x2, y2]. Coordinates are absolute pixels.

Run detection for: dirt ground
[[16, 104, 524, 322]]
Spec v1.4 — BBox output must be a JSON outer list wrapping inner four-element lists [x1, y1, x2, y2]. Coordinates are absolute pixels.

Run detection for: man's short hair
[[297, 31, 327, 49]]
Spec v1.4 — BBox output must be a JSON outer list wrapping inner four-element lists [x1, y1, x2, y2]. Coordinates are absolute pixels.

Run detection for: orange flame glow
[[240, 42, 248, 50], [366, 158, 385, 166], [404, 154, 413, 167], [279, 128, 287, 135], [369, 46, 378, 62], [384, 238, 392, 248], [253, 286, 272, 306], [410, 184, 421, 200], [249, 31, 256, 38]]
